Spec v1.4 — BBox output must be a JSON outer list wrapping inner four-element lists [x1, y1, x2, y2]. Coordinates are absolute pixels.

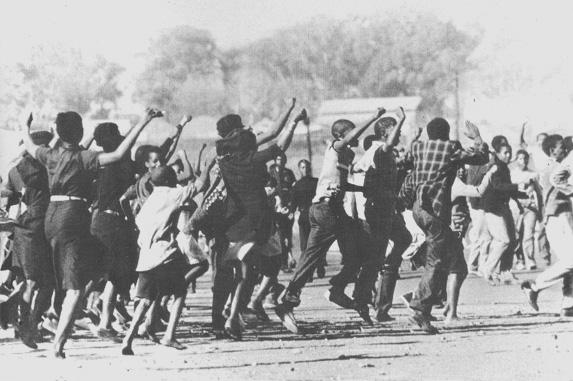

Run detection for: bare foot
[[160, 339, 186, 350], [121, 345, 134, 355], [444, 316, 460, 327]]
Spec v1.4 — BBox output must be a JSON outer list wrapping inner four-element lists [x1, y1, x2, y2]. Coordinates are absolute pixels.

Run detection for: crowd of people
[[0, 98, 572, 359]]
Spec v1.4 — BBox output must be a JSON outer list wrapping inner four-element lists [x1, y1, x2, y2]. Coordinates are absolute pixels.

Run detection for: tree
[[237, 13, 479, 120], [133, 25, 227, 122], [0, 46, 124, 129]]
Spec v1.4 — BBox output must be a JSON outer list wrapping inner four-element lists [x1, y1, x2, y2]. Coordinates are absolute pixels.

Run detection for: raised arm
[[450, 121, 489, 166], [276, 108, 306, 152], [519, 121, 528, 150], [195, 143, 207, 176], [194, 155, 217, 193], [381, 107, 406, 153], [257, 98, 296, 146], [161, 115, 192, 163], [175, 149, 194, 183], [98, 108, 162, 166], [334, 107, 386, 150], [21, 113, 40, 159]]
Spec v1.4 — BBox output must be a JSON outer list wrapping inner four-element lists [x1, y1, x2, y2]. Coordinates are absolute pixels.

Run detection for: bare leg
[[160, 293, 186, 350], [444, 273, 464, 324], [97, 281, 116, 332], [121, 298, 151, 355], [226, 261, 255, 339], [31, 284, 53, 337], [53, 289, 83, 358]]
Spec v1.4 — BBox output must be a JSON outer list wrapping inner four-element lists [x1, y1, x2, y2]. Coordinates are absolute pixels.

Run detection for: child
[[121, 165, 204, 355], [276, 107, 386, 333]]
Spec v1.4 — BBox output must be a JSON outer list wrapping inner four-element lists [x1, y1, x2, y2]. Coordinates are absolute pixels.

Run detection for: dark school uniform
[[36, 145, 101, 290], [90, 155, 137, 294], [7, 154, 53, 285]]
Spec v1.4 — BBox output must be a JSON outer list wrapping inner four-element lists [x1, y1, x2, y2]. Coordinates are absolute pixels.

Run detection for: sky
[[2, 0, 572, 67], [1, 0, 571, 137]]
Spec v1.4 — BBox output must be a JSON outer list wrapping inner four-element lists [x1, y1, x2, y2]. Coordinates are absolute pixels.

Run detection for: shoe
[[521, 281, 539, 311], [224, 318, 242, 341], [355, 304, 373, 325], [247, 301, 270, 322], [408, 311, 439, 335], [375, 312, 395, 322], [324, 287, 355, 309], [560, 307, 573, 317], [515, 262, 526, 271], [425, 313, 438, 322], [19, 322, 38, 350], [274, 304, 299, 334], [527, 265, 537, 271], [316, 266, 326, 279], [279, 288, 301, 309]]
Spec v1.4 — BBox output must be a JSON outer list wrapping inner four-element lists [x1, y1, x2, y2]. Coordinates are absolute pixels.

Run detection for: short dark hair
[[542, 134, 563, 157], [94, 122, 120, 146], [55, 111, 83, 144], [495, 143, 512, 153], [426, 118, 450, 141], [30, 130, 54, 146], [374, 117, 397, 139], [363, 134, 377, 151], [491, 135, 508, 152], [134, 145, 163, 175], [331, 119, 355, 139], [150, 166, 177, 187], [298, 159, 310, 167], [217, 114, 243, 138]]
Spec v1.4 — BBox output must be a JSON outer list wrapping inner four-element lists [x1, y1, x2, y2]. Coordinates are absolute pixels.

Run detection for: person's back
[[136, 182, 194, 272]]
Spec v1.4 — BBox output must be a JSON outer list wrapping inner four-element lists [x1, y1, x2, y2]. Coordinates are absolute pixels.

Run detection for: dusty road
[[1, 252, 572, 381]]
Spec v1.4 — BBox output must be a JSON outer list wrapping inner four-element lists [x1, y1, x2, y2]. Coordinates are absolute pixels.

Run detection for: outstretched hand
[[375, 107, 387, 119], [289, 97, 297, 110], [145, 107, 164, 121], [413, 126, 423, 141], [178, 115, 193, 128], [464, 120, 481, 140], [395, 106, 406, 121], [294, 108, 308, 124], [26, 112, 33, 131]]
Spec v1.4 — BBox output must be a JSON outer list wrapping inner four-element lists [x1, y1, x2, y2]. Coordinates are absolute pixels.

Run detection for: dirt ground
[[1, 252, 572, 381]]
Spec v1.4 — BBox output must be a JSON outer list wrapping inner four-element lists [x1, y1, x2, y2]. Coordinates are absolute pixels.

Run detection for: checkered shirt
[[398, 140, 488, 222]]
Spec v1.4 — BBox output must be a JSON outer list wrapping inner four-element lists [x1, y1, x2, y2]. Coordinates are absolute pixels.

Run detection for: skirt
[[44, 201, 103, 291], [12, 212, 53, 285], [91, 210, 138, 294]]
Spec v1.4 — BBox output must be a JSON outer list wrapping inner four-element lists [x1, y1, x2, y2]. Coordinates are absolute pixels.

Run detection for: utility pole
[[304, 120, 313, 174], [454, 71, 461, 140]]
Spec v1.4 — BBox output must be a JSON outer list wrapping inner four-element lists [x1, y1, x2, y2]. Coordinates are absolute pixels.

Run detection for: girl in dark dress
[[2, 131, 53, 349], [22, 108, 162, 358]]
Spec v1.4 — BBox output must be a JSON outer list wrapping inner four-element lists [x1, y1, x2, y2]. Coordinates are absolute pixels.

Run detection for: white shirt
[[346, 141, 383, 220], [136, 184, 195, 272]]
